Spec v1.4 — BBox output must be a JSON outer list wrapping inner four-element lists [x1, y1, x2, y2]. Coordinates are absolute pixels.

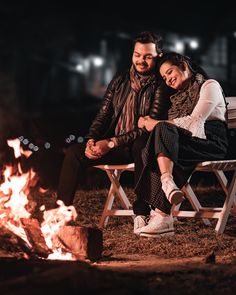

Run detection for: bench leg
[[178, 184, 211, 226], [105, 169, 132, 209], [99, 183, 115, 228], [99, 169, 133, 228], [215, 170, 236, 233]]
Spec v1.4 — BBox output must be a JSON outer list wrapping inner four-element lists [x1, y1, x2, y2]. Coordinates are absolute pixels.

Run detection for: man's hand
[[91, 139, 110, 157], [86, 139, 95, 149], [85, 139, 100, 160], [85, 139, 111, 159]]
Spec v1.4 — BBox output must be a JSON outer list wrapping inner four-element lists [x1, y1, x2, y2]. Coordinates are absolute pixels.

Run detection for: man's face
[[132, 42, 158, 75]]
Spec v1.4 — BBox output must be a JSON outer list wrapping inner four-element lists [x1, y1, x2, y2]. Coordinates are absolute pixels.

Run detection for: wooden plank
[[21, 218, 52, 258]]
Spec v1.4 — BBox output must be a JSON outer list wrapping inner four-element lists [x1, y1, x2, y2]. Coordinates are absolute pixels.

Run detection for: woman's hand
[[138, 116, 159, 131], [145, 117, 159, 131], [138, 116, 150, 128]]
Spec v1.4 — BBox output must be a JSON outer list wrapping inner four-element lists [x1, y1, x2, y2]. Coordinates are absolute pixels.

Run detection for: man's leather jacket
[[85, 69, 172, 146]]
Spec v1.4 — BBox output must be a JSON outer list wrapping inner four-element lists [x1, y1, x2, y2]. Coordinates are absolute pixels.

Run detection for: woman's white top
[[173, 79, 226, 139]]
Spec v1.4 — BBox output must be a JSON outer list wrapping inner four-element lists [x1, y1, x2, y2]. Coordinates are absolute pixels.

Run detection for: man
[[57, 31, 171, 234]]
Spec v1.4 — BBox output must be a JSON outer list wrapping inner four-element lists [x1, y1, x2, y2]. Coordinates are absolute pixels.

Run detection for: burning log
[[21, 218, 52, 258], [0, 226, 34, 259], [57, 226, 103, 261], [0, 218, 52, 259], [1, 218, 103, 261]]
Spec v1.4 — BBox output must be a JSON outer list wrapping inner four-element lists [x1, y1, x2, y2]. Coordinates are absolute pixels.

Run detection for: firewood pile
[[0, 214, 103, 261]]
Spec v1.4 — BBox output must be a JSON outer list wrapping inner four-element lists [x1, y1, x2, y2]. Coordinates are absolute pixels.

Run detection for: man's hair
[[133, 31, 163, 55]]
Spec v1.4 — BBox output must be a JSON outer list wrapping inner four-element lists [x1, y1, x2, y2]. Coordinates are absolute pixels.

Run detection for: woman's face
[[160, 61, 190, 90]]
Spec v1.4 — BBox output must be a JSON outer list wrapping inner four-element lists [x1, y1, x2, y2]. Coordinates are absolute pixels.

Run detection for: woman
[[134, 52, 228, 237]]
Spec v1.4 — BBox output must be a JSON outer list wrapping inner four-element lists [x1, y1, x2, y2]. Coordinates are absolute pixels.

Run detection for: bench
[[172, 159, 236, 234], [94, 160, 236, 234], [94, 97, 236, 233]]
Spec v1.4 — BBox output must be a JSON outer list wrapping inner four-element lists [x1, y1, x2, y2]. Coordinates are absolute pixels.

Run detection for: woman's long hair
[[158, 52, 209, 79], [158, 52, 229, 122]]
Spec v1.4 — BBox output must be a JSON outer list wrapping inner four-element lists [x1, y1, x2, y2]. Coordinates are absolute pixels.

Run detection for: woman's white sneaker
[[133, 215, 147, 235], [139, 210, 174, 238], [161, 178, 185, 205]]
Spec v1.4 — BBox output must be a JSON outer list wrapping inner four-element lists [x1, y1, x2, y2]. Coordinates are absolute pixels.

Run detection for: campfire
[[0, 139, 102, 261]]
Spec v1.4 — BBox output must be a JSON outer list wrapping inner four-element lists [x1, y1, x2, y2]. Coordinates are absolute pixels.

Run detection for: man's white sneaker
[[133, 215, 147, 235], [162, 178, 185, 205], [139, 210, 174, 238]]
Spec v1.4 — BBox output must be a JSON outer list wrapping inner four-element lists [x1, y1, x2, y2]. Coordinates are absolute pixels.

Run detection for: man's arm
[[85, 75, 120, 141], [113, 81, 172, 146]]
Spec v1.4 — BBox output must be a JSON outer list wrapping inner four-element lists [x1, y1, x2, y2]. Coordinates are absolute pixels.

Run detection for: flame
[[0, 138, 77, 260], [7, 138, 32, 159], [0, 165, 32, 219], [40, 200, 77, 260]]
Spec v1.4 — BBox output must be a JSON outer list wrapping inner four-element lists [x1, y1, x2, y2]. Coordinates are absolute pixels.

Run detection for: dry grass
[[72, 187, 236, 261]]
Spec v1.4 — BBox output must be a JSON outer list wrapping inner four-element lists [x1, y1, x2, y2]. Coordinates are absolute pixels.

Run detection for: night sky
[[0, 1, 234, 67], [0, 1, 235, 157], [0, 1, 234, 40]]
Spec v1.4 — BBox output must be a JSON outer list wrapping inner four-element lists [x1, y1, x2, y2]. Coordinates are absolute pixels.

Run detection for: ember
[[0, 139, 102, 261]]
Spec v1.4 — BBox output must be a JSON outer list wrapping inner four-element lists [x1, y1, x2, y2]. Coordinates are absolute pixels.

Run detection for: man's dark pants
[[57, 133, 150, 215]]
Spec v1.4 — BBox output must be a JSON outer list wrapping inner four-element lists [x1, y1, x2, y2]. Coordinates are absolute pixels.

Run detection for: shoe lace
[[145, 212, 159, 225]]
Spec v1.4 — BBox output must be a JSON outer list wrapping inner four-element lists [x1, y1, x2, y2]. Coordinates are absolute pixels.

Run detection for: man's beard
[[133, 63, 152, 76]]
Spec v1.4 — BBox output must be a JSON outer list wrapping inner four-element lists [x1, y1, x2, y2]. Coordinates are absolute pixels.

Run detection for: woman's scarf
[[168, 73, 206, 120]]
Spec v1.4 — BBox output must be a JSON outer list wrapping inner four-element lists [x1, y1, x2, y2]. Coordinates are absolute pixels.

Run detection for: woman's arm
[[173, 80, 224, 138], [190, 80, 224, 120]]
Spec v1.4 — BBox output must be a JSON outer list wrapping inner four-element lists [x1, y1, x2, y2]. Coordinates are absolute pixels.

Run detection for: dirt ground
[[95, 254, 236, 294], [74, 187, 236, 294], [0, 186, 236, 294]]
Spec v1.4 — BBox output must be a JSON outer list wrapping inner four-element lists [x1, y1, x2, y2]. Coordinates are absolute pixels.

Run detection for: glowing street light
[[75, 64, 84, 73], [92, 56, 104, 67], [189, 39, 199, 49], [175, 41, 185, 53]]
